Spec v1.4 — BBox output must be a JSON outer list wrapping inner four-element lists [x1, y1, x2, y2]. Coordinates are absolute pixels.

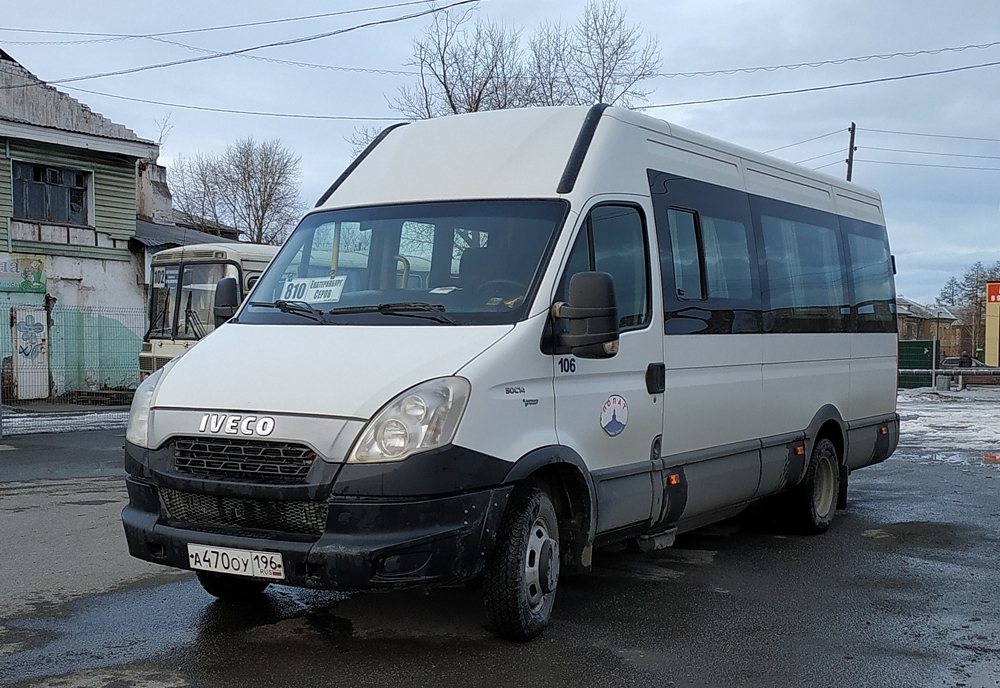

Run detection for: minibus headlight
[[126, 369, 162, 448], [348, 377, 471, 463]]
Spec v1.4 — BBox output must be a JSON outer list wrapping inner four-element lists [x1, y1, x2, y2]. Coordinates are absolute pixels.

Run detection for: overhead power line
[[0, 0, 478, 89], [0, 1, 435, 39], [793, 150, 844, 165], [814, 160, 843, 171], [642, 58, 1000, 109], [63, 84, 402, 121], [655, 40, 1000, 78], [764, 129, 843, 153], [854, 159, 1000, 172], [146, 36, 417, 76], [859, 127, 1000, 144], [862, 146, 1000, 161]]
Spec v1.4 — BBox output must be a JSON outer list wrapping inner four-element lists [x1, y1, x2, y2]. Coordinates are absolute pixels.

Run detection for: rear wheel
[[793, 438, 841, 534], [483, 486, 560, 641], [196, 571, 270, 602]]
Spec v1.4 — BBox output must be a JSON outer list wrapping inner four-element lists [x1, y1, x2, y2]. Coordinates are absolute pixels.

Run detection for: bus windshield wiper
[[326, 302, 457, 325], [250, 300, 329, 323]]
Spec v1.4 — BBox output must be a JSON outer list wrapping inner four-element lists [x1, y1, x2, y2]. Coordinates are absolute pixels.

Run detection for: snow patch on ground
[[897, 387, 1000, 466]]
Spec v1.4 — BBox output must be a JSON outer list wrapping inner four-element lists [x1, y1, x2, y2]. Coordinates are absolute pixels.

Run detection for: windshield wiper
[[250, 300, 329, 323], [327, 302, 457, 325]]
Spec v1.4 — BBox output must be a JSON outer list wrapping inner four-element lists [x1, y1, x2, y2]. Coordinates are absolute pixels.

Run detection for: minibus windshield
[[148, 262, 237, 339], [242, 200, 569, 326]]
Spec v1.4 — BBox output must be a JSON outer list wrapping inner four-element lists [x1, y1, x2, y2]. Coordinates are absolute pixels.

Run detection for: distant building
[[896, 296, 961, 356], [0, 49, 221, 402]]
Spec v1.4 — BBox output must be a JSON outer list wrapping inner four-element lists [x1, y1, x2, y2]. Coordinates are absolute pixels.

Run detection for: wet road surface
[[1, 421, 999, 687]]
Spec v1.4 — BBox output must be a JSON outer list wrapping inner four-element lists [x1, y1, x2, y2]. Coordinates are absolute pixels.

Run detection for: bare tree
[[526, 20, 575, 107], [391, 0, 660, 120], [567, 0, 660, 107], [394, 10, 528, 119], [347, 124, 385, 158], [216, 138, 303, 245], [169, 152, 226, 234], [168, 138, 303, 245]]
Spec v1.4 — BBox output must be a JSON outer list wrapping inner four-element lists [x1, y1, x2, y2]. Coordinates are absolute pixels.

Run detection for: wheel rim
[[524, 515, 558, 611], [813, 451, 837, 518]]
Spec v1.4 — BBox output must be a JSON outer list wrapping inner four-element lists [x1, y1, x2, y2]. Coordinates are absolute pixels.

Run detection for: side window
[[756, 203, 848, 333], [701, 216, 754, 301], [557, 205, 649, 330], [843, 218, 896, 333], [667, 209, 703, 300]]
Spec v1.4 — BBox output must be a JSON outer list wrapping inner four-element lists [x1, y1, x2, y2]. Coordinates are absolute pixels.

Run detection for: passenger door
[[648, 172, 764, 519], [553, 203, 663, 535]]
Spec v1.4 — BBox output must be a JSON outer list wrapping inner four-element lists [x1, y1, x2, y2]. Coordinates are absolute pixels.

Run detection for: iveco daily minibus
[[122, 105, 899, 640]]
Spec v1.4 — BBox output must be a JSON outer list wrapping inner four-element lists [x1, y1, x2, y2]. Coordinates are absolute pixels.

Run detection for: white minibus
[[123, 105, 898, 640]]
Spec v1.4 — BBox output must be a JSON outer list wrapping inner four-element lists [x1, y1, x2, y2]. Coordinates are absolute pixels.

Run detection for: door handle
[[646, 363, 665, 394]]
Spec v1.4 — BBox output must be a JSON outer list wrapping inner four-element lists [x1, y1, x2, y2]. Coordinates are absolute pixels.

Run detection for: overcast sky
[[2, 0, 998, 304]]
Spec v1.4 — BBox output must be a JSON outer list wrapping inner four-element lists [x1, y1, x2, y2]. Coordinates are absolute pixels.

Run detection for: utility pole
[[846, 121, 857, 182]]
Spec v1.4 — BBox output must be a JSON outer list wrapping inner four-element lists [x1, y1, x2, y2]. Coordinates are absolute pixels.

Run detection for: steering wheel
[[476, 279, 527, 296]]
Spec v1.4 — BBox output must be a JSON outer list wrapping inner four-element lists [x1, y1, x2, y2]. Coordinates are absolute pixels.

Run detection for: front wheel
[[483, 487, 560, 641], [196, 571, 270, 602], [793, 438, 841, 534]]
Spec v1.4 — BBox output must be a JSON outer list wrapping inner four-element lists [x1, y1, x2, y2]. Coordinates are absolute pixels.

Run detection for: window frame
[[11, 160, 94, 227]]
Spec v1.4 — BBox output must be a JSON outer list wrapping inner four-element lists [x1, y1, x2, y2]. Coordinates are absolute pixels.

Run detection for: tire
[[792, 438, 841, 535], [483, 487, 560, 641], [196, 571, 270, 602]]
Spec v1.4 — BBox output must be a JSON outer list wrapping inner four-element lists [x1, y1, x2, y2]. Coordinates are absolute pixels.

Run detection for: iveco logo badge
[[198, 414, 275, 436], [600, 395, 628, 437]]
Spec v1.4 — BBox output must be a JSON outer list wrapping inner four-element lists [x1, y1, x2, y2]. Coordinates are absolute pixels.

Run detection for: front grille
[[154, 356, 172, 371], [173, 437, 317, 483], [139, 356, 154, 372], [159, 488, 327, 535]]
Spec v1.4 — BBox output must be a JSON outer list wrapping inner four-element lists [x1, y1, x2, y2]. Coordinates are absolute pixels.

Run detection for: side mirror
[[213, 276, 240, 328], [552, 272, 619, 359]]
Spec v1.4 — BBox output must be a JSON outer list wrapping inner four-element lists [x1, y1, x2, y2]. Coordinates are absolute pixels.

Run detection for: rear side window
[[557, 204, 650, 330], [842, 217, 896, 333], [752, 197, 848, 333]]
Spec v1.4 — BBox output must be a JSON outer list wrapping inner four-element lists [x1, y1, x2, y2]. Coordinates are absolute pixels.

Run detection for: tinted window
[[666, 209, 703, 300], [557, 204, 649, 330], [702, 216, 754, 301], [649, 171, 760, 334], [753, 197, 848, 333], [842, 217, 896, 333]]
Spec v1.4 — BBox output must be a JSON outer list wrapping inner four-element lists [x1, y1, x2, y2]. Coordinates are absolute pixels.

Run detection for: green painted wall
[[0, 141, 11, 246]]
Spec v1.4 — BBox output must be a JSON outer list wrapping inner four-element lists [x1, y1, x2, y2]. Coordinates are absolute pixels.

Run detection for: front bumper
[[121, 438, 514, 590]]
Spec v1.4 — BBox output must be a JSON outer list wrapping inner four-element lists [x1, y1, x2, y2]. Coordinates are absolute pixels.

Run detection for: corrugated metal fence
[[1, 304, 142, 436]]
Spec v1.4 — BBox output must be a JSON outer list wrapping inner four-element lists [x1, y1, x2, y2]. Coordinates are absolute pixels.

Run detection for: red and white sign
[[988, 282, 1000, 303]]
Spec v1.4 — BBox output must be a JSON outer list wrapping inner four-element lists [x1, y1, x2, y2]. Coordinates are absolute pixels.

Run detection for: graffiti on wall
[[17, 314, 45, 360]]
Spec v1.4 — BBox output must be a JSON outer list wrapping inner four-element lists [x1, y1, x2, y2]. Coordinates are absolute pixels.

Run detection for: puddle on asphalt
[[0, 579, 348, 685]]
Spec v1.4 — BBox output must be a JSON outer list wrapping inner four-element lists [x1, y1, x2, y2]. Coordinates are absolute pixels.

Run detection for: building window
[[12, 161, 89, 226]]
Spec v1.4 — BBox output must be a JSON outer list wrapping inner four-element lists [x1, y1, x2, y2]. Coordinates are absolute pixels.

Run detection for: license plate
[[187, 543, 285, 580]]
